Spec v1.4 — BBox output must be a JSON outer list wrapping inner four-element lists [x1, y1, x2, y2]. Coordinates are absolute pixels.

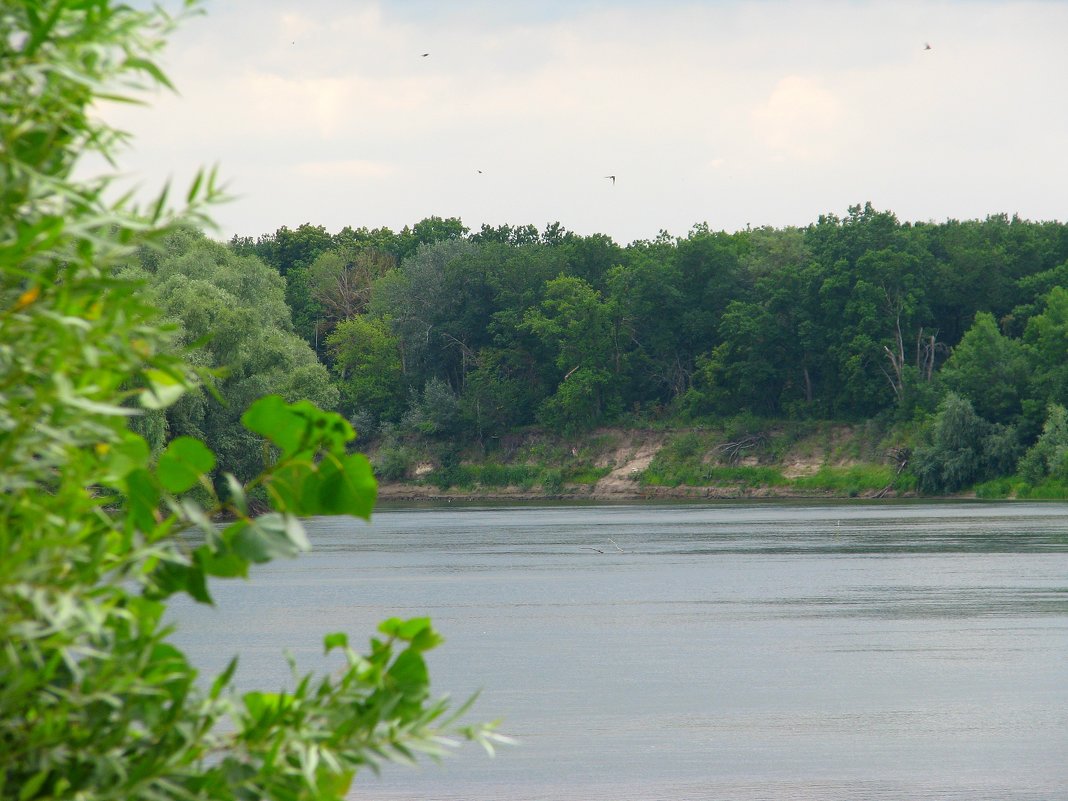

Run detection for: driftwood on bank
[[716, 433, 769, 465]]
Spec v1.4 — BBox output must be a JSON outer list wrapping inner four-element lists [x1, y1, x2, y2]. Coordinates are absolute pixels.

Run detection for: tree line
[[115, 205, 1068, 493], [172, 207, 1062, 492]]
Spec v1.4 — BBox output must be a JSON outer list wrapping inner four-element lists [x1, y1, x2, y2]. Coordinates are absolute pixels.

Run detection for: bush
[[910, 393, 1018, 494], [375, 445, 416, 481], [404, 377, 464, 438], [1018, 404, 1068, 484], [0, 5, 501, 799]]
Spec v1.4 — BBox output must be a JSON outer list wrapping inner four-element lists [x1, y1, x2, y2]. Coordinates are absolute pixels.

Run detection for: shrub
[[0, 5, 501, 799], [910, 393, 1018, 494]]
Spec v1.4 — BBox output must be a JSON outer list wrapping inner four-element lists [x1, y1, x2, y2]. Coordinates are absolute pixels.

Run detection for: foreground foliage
[[0, 3, 500, 800]]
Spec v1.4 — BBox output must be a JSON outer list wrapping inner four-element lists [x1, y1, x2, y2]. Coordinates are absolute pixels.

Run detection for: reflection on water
[[169, 502, 1068, 801]]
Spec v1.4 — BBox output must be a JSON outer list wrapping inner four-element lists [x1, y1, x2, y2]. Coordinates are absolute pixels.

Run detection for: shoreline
[[375, 481, 920, 503]]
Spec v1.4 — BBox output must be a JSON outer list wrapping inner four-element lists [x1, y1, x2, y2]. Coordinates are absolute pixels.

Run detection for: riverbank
[[375, 481, 917, 502], [372, 421, 918, 502]]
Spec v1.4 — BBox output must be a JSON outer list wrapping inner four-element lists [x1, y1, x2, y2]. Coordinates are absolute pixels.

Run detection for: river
[[169, 501, 1068, 800]]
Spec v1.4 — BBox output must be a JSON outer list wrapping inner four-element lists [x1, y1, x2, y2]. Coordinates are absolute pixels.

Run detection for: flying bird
[[924, 42, 932, 50], [605, 175, 616, 185], [421, 52, 430, 57]]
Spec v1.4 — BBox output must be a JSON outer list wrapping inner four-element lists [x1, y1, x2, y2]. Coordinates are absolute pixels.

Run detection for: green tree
[[522, 275, 620, 430], [911, 393, 1019, 493], [306, 246, 395, 332], [369, 239, 480, 386], [126, 230, 339, 481], [0, 5, 501, 801], [326, 314, 406, 423], [604, 252, 687, 404], [1024, 286, 1068, 408], [394, 216, 469, 262], [941, 312, 1029, 424], [403, 376, 464, 438], [1017, 404, 1068, 484]]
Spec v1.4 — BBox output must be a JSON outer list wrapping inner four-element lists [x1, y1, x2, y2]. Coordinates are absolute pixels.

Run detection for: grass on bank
[[791, 465, 902, 496], [974, 476, 1068, 500], [421, 463, 611, 493]]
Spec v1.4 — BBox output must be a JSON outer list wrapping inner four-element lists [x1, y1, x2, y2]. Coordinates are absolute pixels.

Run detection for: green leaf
[[180, 498, 216, 536], [242, 394, 357, 458], [157, 436, 216, 493], [314, 453, 377, 519], [19, 770, 48, 801], [139, 368, 187, 409], [378, 617, 441, 648], [232, 513, 309, 563], [387, 650, 429, 694], [100, 431, 150, 483], [211, 657, 238, 700], [124, 468, 160, 532], [147, 559, 211, 604], [242, 691, 280, 721], [123, 56, 176, 91], [223, 473, 247, 515], [241, 395, 306, 458], [54, 372, 138, 416], [194, 542, 248, 579], [324, 632, 348, 652]]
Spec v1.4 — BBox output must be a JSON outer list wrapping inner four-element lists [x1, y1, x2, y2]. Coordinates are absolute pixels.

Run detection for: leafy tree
[[403, 376, 464, 438], [911, 393, 1019, 493], [1024, 286, 1068, 408], [229, 223, 340, 349], [0, 5, 500, 801], [369, 239, 480, 386], [394, 216, 469, 262], [326, 314, 406, 423], [470, 222, 541, 246], [1018, 404, 1068, 484], [941, 312, 1029, 423], [604, 253, 687, 404], [306, 246, 395, 331], [460, 347, 544, 443], [125, 231, 339, 481], [523, 276, 616, 375], [231, 222, 335, 277], [740, 225, 810, 278], [691, 301, 788, 416], [558, 231, 624, 289], [522, 276, 620, 430]]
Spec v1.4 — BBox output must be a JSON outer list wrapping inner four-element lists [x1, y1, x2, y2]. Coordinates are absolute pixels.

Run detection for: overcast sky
[[108, 0, 1068, 243]]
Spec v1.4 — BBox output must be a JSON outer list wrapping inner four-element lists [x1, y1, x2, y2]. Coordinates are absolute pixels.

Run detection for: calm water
[[169, 502, 1068, 801]]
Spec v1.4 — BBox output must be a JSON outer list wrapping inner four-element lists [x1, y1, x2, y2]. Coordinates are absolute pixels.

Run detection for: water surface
[[170, 501, 1068, 800]]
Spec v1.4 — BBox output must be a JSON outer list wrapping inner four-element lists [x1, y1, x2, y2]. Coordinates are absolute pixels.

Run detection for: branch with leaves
[[0, 3, 504, 800]]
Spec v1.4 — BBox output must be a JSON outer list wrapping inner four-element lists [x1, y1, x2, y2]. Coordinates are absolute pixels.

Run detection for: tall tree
[[941, 312, 1029, 424], [522, 275, 620, 430], [326, 315, 406, 422]]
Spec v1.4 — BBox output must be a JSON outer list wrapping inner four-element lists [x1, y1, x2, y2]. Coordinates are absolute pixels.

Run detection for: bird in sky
[[421, 52, 430, 57], [605, 175, 616, 185], [924, 42, 932, 50]]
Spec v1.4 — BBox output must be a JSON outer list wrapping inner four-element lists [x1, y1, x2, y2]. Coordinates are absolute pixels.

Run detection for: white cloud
[[102, 0, 1068, 240], [751, 76, 845, 162]]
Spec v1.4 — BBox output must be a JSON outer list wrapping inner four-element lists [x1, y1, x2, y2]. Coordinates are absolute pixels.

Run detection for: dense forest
[[137, 204, 1068, 495]]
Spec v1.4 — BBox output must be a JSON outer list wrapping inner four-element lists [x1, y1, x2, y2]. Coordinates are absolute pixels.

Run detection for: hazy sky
[[108, 0, 1068, 243]]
